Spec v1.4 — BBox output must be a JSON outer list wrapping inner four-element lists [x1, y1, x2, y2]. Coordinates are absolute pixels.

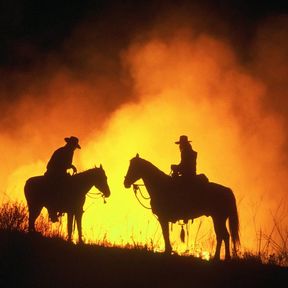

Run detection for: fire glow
[[1, 23, 288, 258]]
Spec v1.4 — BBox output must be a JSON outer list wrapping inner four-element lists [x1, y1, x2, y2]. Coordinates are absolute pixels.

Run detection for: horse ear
[[100, 164, 103, 169], [136, 153, 139, 158]]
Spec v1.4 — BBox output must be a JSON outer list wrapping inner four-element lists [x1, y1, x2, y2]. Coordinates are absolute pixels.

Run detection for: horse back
[[169, 180, 233, 217], [204, 182, 235, 212], [25, 175, 44, 190], [208, 182, 234, 198]]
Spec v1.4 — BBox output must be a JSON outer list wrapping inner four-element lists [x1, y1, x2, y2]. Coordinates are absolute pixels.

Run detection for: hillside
[[0, 231, 287, 288]]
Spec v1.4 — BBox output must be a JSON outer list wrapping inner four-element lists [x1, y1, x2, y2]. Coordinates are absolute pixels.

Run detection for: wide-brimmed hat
[[175, 135, 191, 145], [65, 136, 81, 149]]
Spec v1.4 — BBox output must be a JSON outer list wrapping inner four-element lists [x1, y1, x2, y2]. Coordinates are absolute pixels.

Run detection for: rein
[[86, 191, 107, 203], [132, 184, 151, 210]]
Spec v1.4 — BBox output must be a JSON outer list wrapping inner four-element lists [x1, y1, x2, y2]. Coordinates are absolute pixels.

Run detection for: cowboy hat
[[175, 135, 191, 144], [65, 136, 81, 149]]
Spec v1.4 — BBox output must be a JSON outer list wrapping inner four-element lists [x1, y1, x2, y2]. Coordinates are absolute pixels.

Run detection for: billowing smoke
[[0, 1, 287, 253]]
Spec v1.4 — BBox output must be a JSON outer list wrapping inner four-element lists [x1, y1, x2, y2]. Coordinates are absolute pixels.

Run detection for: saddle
[[171, 173, 209, 193]]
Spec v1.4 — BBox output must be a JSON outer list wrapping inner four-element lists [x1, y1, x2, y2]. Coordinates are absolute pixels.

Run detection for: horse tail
[[228, 189, 240, 255]]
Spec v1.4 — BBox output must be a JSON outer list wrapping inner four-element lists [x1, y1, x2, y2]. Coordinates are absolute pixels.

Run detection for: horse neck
[[139, 160, 169, 195], [73, 170, 95, 194]]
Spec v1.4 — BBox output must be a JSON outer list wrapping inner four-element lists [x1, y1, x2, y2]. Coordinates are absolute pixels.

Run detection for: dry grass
[[0, 201, 64, 239], [1, 229, 287, 288], [0, 201, 28, 231], [0, 201, 287, 266]]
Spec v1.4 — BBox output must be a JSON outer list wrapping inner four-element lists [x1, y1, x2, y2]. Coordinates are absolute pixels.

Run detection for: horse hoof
[[164, 249, 173, 255], [28, 231, 42, 238]]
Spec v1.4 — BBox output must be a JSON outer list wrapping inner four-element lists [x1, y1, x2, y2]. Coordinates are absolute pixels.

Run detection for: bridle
[[86, 191, 107, 203], [85, 168, 108, 203], [132, 183, 151, 210]]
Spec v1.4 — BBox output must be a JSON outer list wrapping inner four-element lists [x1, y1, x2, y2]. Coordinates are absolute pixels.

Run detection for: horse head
[[124, 154, 142, 188], [92, 165, 111, 198]]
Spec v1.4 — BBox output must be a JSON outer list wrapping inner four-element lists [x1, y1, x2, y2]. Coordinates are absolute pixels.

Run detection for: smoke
[[0, 2, 287, 252], [110, 26, 287, 248], [251, 15, 288, 148], [81, 13, 287, 250]]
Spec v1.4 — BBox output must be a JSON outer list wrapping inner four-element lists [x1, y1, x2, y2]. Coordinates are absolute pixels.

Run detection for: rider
[[171, 135, 197, 179], [45, 136, 81, 222], [171, 135, 198, 224]]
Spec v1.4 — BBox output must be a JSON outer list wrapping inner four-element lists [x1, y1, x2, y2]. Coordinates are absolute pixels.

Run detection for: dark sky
[[0, 0, 287, 122], [0, 0, 287, 69]]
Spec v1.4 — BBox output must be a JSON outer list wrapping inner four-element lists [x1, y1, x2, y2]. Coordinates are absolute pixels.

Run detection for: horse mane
[[76, 168, 96, 175], [72, 167, 99, 179], [138, 157, 169, 179]]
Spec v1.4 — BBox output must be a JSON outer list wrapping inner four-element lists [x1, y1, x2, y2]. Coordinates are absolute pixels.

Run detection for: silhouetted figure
[[46, 136, 81, 177], [124, 154, 240, 260], [171, 135, 197, 178], [25, 165, 110, 243], [45, 136, 81, 222]]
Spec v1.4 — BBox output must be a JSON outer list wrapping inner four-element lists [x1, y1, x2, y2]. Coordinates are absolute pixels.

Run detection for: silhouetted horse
[[124, 154, 240, 260], [24, 166, 110, 243]]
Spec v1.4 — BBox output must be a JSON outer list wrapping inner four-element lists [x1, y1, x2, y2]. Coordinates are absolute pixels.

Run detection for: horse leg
[[218, 217, 230, 260], [28, 205, 41, 232], [75, 211, 83, 244], [212, 217, 223, 260], [223, 219, 231, 260], [67, 213, 73, 242], [212, 216, 230, 260], [159, 218, 172, 254]]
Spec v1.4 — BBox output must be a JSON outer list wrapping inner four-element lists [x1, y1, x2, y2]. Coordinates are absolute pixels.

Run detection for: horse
[[124, 154, 240, 260], [24, 165, 111, 243]]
